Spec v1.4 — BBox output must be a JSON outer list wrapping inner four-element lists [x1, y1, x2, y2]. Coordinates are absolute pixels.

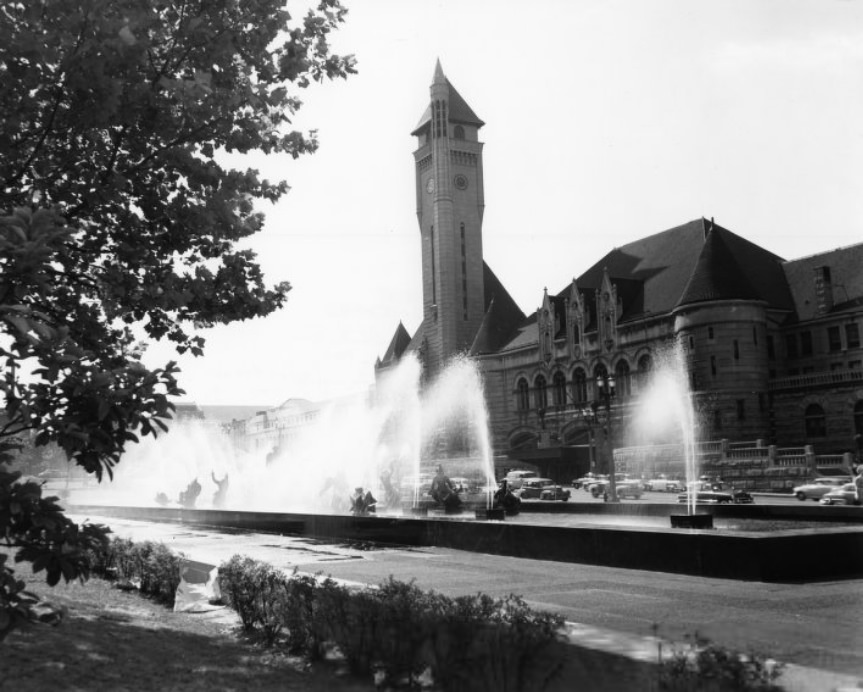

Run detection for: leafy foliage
[[659, 632, 785, 692], [0, 0, 354, 639]]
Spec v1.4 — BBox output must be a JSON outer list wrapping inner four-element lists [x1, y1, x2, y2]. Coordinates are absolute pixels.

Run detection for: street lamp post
[[596, 374, 618, 503]]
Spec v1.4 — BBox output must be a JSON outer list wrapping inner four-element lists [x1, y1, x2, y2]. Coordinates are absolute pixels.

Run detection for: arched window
[[636, 354, 653, 392], [552, 371, 567, 408], [615, 360, 631, 397], [453, 125, 465, 139], [516, 378, 529, 411], [804, 403, 826, 437], [534, 375, 548, 411], [572, 368, 587, 404]]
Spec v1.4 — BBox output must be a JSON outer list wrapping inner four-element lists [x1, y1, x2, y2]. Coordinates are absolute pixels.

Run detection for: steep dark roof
[[411, 79, 485, 136], [498, 218, 795, 353], [470, 264, 527, 355], [782, 242, 863, 321], [676, 226, 761, 307], [379, 322, 412, 366]]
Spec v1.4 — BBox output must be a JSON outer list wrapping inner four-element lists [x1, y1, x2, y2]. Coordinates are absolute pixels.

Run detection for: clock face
[[426, 177, 435, 194], [454, 174, 468, 190]]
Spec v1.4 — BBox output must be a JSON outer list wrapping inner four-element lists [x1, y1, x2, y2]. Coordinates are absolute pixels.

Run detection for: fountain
[[631, 342, 713, 529], [62, 346, 863, 583], [68, 353, 497, 518]]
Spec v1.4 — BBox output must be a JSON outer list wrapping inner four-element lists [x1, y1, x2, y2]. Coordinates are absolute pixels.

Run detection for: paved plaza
[[70, 512, 863, 692]]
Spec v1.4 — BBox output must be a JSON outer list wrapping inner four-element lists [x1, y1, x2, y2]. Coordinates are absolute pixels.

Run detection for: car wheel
[[795, 492, 806, 501], [591, 487, 600, 498]]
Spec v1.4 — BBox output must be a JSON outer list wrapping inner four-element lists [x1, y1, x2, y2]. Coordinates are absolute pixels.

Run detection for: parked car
[[643, 477, 684, 493], [503, 470, 539, 489], [582, 474, 608, 492], [572, 473, 598, 490], [676, 488, 754, 505], [588, 475, 643, 499], [539, 484, 571, 501], [677, 490, 734, 505], [819, 483, 860, 506], [517, 478, 556, 499], [793, 477, 852, 501]]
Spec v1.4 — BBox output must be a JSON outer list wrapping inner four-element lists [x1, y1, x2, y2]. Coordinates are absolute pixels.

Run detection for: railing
[[727, 447, 768, 460], [816, 454, 848, 467], [769, 369, 863, 391]]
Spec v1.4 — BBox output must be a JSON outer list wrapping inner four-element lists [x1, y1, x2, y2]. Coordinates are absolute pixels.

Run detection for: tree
[[0, 0, 356, 638]]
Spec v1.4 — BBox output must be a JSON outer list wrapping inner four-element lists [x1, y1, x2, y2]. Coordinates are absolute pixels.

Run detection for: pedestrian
[[350, 487, 367, 515]]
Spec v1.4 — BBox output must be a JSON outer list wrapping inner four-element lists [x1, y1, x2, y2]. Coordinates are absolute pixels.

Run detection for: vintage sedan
[[588, 476, 643, 499], [503, 469, 539, 489], [819, 483, 859, 506], [572, 473, 599, 490], [517, 478, 557, 499], [676, 487, 754, 505], [643, 476, 684, 493], [539, 484, 571, 501], [793, 477, 852, 501], [677, 490, 734, 505]]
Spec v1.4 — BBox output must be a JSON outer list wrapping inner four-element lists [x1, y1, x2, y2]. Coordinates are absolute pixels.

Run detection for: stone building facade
[[376, 62, 863, 481]]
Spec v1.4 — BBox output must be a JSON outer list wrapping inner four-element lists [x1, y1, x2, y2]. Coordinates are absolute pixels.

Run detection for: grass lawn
[[1, 562, 374, 691]]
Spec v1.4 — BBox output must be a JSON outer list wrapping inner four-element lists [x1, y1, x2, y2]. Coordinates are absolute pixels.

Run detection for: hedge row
[[86, 538, 785, 691], [89, 536, 182, 607], [218, 554, 566, 691]]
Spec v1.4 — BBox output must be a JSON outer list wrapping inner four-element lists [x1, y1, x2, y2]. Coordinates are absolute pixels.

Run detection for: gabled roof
[[378, 321, 412, 366], [676, 226, 761, 307]]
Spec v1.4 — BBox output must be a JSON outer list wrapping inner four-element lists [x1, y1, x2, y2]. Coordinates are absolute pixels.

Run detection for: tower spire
[[433, 58, 445, 85]]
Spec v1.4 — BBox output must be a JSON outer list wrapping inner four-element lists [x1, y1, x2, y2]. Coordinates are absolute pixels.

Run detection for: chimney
[[814, 266, 834, 314]]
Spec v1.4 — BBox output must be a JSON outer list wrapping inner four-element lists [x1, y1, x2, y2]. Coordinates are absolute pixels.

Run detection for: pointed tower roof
[[675, 224, 761, 308], [469, 264, 526, 355], [411, 61, 485, 136], [378, 322, 413, 367]]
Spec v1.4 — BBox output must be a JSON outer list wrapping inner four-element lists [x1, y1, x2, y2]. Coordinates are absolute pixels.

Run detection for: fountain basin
[[670, 513, 713, 529], [69, 504, 863, 582], [475, 507, 506, 521]]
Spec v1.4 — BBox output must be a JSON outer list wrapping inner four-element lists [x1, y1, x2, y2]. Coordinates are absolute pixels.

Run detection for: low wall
[[70, 503, 863, 583]]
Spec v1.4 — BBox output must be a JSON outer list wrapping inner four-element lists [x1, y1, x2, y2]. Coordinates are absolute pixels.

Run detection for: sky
[[144, 0, 863, 408]]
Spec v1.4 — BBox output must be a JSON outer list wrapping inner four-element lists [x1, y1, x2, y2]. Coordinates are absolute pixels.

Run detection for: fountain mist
[[632, 342, 700, 515], [75, 354, 495, 514]]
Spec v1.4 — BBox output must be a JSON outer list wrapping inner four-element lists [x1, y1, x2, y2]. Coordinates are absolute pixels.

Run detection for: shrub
[[318, 581, 382, 677], [278, 570, 332, 659], [218, 555, 265, 631], [659, 633, 785, 691], [368, 577, 436, 688], [428, 593, 565, 692]]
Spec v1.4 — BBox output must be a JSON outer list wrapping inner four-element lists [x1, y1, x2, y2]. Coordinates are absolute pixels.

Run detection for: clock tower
[[412, 60, 486, 379]]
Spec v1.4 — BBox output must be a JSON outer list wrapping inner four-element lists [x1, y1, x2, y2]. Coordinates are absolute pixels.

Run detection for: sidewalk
[[79, 514, 863, 691]]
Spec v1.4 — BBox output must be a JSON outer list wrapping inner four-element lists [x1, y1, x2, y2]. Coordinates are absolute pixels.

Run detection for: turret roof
[[411, 63, 484, 136], [378, 321, 412, 366], [675, 225, 762, 307]]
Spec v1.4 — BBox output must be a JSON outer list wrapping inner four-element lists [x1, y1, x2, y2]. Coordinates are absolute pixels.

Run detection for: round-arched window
[[804, 403, 826, 437], [516, 378, 529, 411], [615, 360, 631, 397], [572, 368, 587, 404], [552, 371, 567, 407], [453, 125, 465, 139]]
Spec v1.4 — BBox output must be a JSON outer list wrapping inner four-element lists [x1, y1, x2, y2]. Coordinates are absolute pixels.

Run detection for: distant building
[[376, 61, 863, 480]]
